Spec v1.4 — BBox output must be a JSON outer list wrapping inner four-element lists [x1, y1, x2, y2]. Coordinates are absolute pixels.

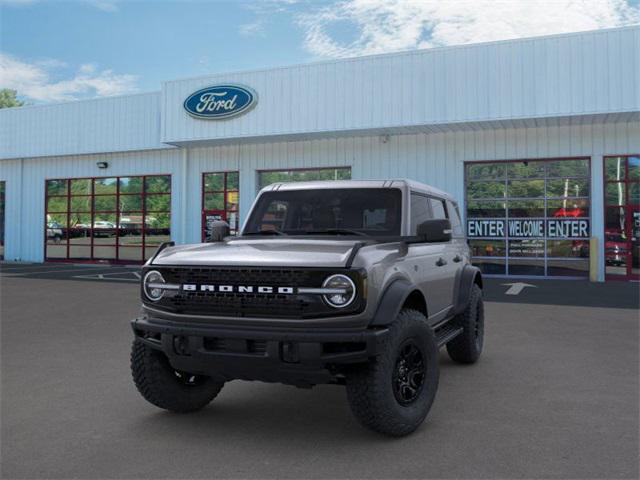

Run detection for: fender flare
[[369, 278, 417, 327], [453, 265, 483, 315]]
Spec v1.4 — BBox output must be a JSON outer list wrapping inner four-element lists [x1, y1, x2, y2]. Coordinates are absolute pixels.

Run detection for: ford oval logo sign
[[183, 84, 257, 120]]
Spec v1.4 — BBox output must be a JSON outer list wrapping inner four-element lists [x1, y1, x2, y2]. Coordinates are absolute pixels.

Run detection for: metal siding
[[0, 92, 168, 159], [161, 27, 638, 145]]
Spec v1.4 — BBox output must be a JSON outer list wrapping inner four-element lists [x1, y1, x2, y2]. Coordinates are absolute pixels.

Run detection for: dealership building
[[0, 26, 638, 281]]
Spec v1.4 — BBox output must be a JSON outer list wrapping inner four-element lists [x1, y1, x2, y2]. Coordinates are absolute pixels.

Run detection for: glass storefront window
[[506, 161, 545, 179], [547, 198, 590, 218], [45, 175, 171, 263], [202, 171, 240, 237], [469, 240, 506, 257], [547, 159, 589, 178], [507, 200, 545, 218], [507, 179, 545, 198], [605, 183, 626, 206], [508, 240, 545, 257], [466, 181, 505, 199], [465, 158, 591, 277], [466, 200, 506, 218], [546, 179, 589, 197], [603, 155, 640, 280], [466, 163, 506, 181]]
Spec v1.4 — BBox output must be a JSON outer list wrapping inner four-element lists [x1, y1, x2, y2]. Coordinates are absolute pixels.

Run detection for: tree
[[0, 89, 24, 109]]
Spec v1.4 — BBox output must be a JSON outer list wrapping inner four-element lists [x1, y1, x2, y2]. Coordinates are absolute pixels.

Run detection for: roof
[[260, 179, 455, 200]]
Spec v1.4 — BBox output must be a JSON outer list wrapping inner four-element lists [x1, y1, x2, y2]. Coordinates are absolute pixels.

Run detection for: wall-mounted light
[[380, 134, 390, 144], [96, 162, 109, 169]]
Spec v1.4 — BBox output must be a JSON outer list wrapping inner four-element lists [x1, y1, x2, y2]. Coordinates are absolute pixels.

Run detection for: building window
[[603, 155, 639, 280], [0, 181, 5, 260], [465, 159, 591, 277], [45, 175, 171, 263], [257, 167, 351, 190], [202, 171, 240, 238]]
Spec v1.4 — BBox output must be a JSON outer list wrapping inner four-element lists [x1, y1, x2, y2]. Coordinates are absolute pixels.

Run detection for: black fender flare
[[453, 265, 483, 315], [369, 278, 418, 327]]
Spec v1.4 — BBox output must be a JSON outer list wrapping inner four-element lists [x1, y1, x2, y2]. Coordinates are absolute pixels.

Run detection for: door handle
[[436, 257, 447, 267], [453, 255, 462, 263]]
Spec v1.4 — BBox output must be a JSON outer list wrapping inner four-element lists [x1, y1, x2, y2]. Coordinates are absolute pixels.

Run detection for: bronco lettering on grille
[[182, 284, 295, 294]]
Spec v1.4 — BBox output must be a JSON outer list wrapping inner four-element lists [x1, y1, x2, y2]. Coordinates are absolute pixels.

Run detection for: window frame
[[201, 171, 240, 238], [464, 157, 591, 278], [44, 174, 171, 264], [602, 155, 640, 281]]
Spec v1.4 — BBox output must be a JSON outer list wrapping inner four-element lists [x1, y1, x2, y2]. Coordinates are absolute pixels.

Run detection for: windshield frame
[[241, 187, 405, 238]]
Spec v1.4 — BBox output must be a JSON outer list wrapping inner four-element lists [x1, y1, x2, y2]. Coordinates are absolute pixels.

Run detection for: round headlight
[[322, 274, 356, 308], [143, 270, 166, 302]]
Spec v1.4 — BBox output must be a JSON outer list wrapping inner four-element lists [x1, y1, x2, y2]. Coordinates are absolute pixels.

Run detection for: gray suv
[[130, 180, 484, 436]]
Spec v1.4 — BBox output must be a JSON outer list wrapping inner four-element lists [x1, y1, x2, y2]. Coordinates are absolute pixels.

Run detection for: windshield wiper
[[305, 228, 368, 237], [243, 229, 287, 236]]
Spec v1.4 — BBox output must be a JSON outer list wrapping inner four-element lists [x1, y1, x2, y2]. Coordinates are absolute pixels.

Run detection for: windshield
[[243, 188, 402, 236]]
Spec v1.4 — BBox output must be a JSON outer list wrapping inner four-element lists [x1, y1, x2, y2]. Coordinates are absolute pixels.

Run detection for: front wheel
[[131, 340, 224, 413], [345, 309, 439, 436]]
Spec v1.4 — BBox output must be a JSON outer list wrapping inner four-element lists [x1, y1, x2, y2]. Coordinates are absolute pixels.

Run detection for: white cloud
[[298, 0, 640, 58], [239, 19, 266, 36], [0, 53, 138, 102], [86, 0, 119, 12]]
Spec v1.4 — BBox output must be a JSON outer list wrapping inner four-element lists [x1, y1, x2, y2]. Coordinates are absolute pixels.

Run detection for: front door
[[604, 156, 639, 280]]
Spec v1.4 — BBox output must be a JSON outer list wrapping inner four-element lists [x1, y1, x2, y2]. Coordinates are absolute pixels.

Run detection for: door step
[[435, 323, 464, 348]]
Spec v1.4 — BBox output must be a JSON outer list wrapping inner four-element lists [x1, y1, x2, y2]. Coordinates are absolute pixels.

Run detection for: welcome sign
[[467, 219, 590, 238], [184, 84, 257, 119]]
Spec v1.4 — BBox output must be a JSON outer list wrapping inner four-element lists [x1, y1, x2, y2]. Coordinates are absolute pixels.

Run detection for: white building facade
[[1, 27, 638, 281]]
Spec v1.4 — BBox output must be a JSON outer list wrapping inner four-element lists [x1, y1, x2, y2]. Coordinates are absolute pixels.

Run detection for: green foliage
[[0, 89, 24, 109]]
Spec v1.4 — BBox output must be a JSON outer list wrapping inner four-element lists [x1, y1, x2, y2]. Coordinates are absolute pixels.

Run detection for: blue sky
[[1, 0, 639, 103]]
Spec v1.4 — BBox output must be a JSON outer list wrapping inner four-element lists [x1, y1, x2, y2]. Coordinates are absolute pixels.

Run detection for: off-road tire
[[345, 309, 439, 436], [131, 340, 224, 413], [446, 283, 484, 364]]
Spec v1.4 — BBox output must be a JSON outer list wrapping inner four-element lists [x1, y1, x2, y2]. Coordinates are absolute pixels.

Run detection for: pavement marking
[[0, 266, 136, 276], [502, 282, 538, 295], [72, 271, 140, 282]]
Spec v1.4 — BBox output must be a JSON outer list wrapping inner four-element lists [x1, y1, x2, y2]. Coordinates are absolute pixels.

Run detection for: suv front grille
[[145, 267, 364, 319]]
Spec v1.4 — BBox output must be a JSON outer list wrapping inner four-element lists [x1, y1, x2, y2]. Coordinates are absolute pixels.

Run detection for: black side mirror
[[206, 220, 230, 242], [416, 219, 452, 243]]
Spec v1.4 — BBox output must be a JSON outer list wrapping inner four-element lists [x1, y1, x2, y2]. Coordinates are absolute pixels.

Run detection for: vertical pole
[[591, 155, 605, 282]]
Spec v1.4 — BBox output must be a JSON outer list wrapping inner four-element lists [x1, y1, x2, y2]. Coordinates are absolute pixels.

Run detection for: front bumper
[[131, 316, 388, 386]]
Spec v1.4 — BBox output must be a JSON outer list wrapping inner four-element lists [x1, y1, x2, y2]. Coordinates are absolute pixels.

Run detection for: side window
[[447, 200, 464, 236], [410, 193, 431, 234], [429, 198, 447, 220]]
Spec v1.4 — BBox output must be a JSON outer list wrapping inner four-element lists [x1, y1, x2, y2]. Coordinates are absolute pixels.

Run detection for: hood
[[151, 238, 362, 268]]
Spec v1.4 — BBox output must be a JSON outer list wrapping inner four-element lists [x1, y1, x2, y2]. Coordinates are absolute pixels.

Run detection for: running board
[[435, 324, 463, 348]]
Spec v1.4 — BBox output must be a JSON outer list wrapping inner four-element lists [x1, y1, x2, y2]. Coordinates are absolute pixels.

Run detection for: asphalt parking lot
[[1, 263, 638, 479]]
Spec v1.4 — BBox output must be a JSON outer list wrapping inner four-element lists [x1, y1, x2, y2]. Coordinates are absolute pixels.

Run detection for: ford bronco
[[130, 180, 484, 436]]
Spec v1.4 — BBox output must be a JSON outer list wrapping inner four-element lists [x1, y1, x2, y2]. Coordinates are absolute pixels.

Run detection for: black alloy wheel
[[392, 340, 425, 405]]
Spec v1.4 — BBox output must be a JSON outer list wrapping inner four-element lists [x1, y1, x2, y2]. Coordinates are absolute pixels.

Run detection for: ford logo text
[[183, 84, 257, 120]]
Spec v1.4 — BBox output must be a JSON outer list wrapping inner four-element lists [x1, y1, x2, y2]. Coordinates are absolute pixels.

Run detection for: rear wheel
[[446, 283, 484, 364], [345, 309, 439, 436], [131, 340, 224, 413]]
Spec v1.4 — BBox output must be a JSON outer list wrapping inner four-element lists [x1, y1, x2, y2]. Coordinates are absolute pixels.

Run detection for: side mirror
[[206, 220, 230, 242], [416, 219, 452, 243]]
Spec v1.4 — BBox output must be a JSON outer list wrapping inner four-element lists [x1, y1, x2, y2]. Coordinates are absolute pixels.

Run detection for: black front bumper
[[131, 316, 388, 386]]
